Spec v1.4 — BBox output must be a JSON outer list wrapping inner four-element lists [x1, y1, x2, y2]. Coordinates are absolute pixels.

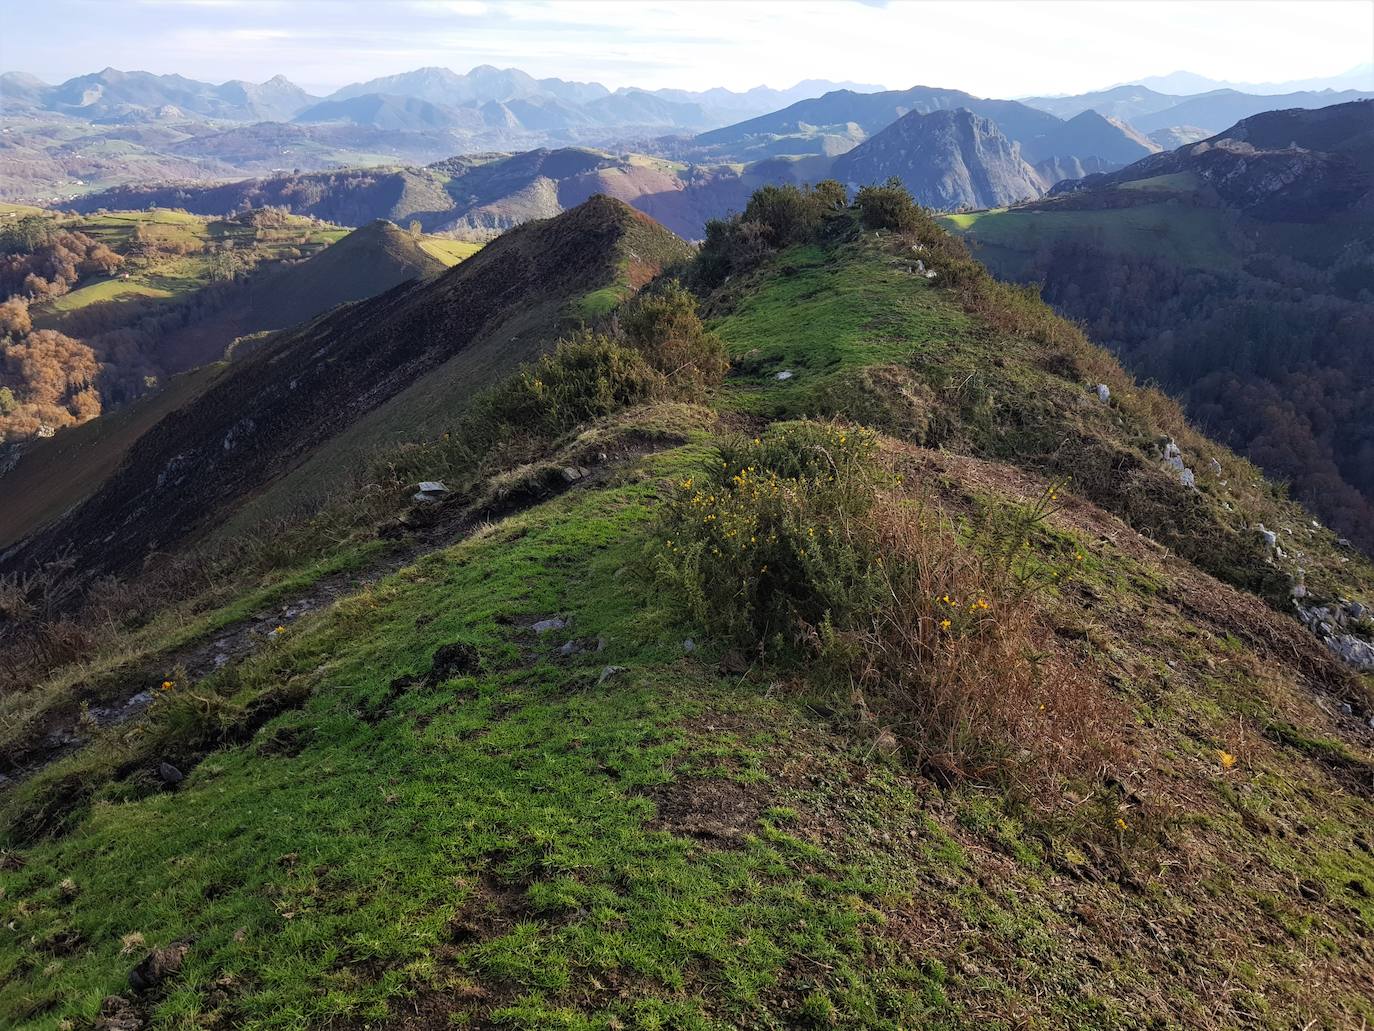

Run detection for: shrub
[[741, 184, 827, 248], [617, 281, 729, 395], [855, 177, 923, 232], [695, 182, 846, 288], [469, 333, 666, 449], [655, 427, 1119, 793], [654, 421, 883, 653]]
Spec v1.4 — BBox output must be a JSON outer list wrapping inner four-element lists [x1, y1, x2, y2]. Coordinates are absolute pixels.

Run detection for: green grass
[[938, 201, 1241, 275], [418, 237, 483, 266], [1116, 172, 1200, 192], [710, 244, 976, 416], [0, 452, 960, 1029], [43, 278, 174, 312]]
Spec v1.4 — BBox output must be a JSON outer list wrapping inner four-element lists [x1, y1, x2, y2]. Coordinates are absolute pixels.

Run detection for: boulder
[[1095, 383, 1111, 403], [413, 480, 449, 503]]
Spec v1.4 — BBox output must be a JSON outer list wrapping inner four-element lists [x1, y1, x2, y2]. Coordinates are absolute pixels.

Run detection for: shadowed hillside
[[1, 196, 689, 584]]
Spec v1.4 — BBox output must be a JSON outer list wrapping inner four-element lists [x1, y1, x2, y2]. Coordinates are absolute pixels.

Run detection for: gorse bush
[[655, 423, 1117, 793], [654, 422, 882, 653], [855, 177, 923, 233], [696, 181, 848, 287], [616, 280, 729, 395], [388, 282, 725, 489]]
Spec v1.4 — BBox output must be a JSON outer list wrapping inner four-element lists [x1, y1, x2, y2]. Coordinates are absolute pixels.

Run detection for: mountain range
[[1, 65, 886, 134]]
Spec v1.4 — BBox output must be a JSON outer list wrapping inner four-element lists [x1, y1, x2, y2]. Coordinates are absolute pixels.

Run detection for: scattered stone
[[412, 480, 449, 503], [531, 617, 566, 634], [775, 370, 794, 381], [1209, 458, 1223, 476], [560, 466, 586, 483], [157, 762, 184, 786], [128, 941, 191, 993], [1337, 537, 1352, 548], [1095, 383, 1111, 403], [1296, 603, 1374, 673], [1255, 524, 1278, 549], [597, 665, 627, 685], [682, 638, 696, 654], [1347, 600, 1366, 621], [1161, 438, 1196, 488], [558, 640, 578, 657], [1340, 703, 1354, 716]]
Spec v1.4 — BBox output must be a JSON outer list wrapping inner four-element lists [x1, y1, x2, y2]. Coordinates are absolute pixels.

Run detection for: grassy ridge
[[2, 201, 1372, 1030]]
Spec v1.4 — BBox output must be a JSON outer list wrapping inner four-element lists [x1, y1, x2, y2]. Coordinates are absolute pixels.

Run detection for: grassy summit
[[1, 186, 1371, 1029]]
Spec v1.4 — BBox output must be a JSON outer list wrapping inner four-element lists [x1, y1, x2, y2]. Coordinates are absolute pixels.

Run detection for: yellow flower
[[274, 625, 286, 634], [938, 618, 952, 631], [1074, 552, 1084, 562], [1217, 750, 1236, 770], [1115, 817, 1128, 832], [160, 680, 175, 691]]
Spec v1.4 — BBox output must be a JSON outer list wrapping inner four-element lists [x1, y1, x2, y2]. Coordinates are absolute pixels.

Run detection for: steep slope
[[832, 108, 1044, 209], [692, 84, 1146, 168], [1, 192, 1371, 1031], [0, 197, 689, 583], [1052, 100, 1374, 219], [941, 101, 1374, 549], [0, 222, 452, 550]]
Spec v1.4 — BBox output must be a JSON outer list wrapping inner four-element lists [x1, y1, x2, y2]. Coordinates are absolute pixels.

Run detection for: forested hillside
[[943, 101, 1374, 551]]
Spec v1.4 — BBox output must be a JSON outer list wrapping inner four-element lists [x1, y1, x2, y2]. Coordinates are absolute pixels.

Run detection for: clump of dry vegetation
[[654, 419, 1121, 794]]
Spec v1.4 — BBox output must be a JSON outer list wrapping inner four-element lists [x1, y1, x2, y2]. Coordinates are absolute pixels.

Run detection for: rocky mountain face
[[689, 85, 1155, 187], [833, 108, 1045, 210], [1053, 100, 1374, 220]]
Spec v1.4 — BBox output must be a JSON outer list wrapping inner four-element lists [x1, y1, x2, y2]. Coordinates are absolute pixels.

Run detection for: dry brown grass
[[833, 492, 1126, 797]]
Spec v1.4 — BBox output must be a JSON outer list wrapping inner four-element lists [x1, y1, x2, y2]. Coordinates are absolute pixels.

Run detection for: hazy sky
[[1, 0, 1370, 97]]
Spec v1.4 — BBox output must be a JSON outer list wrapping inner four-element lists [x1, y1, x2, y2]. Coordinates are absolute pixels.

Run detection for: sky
[[0, 0, 1370, 98]]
